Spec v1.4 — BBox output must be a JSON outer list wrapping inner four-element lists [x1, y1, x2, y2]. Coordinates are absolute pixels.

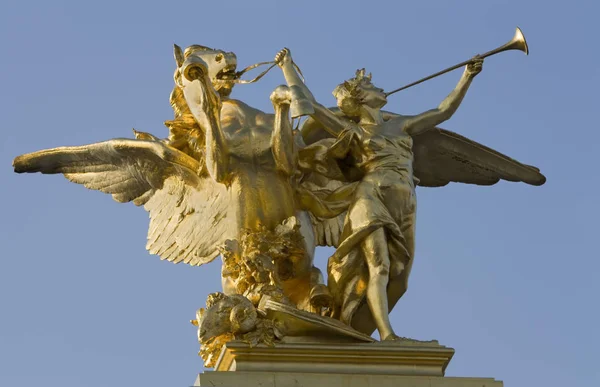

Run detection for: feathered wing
[[13, 139, 234, 266], [144, 174, 233, 265], [299, 109, 546, 246], [412, 128, 546, 187], [300, 108, 546, 188]]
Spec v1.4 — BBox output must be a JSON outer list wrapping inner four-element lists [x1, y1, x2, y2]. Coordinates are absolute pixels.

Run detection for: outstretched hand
[[465, 55, 484, 78]]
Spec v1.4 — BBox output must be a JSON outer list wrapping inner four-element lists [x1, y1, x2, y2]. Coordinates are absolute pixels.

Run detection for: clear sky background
[[0, 1, 598, 386]]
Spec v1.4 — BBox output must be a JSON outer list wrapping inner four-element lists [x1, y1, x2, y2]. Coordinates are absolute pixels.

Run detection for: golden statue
[[12, 28, 545, 367], [13, 44, 332, 312], [277, 47, 543, 341]]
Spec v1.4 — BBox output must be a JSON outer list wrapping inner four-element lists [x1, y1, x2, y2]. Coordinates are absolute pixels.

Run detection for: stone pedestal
[[196, 372, 502, 387], [193, 341, 503, 386]]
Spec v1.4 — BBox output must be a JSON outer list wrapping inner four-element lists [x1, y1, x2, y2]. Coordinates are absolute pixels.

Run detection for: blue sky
[[1, 1, 598, 386]]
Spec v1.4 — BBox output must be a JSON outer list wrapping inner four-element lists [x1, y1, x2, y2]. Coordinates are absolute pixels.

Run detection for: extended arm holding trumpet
[[398, 57, 483, 136], [386, 27, 528, 135]]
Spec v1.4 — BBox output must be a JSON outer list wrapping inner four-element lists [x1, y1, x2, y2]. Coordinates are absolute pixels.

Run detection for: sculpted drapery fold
[[277, 48, 544, 338]]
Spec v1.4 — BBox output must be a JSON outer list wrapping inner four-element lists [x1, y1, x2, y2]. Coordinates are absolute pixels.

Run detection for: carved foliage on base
[[220, 217, 307, 306], [192, 217, 305, 367]]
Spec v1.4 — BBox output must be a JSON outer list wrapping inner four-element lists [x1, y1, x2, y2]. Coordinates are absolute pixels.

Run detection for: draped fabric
[[297, 127, 418, 332]]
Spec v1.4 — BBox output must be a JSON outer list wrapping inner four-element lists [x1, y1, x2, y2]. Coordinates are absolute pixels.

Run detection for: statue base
[[193, 340, 503, 386]]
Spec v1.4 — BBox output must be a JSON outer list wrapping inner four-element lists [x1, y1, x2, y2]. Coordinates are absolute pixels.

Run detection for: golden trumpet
[[385, 27, 529, 96]]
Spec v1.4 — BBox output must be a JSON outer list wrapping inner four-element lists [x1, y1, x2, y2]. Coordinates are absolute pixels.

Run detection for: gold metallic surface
[[193, 293, 277, 368], [215, 340, 453, 376], [277, 46, 544, 340], [12, 35, 545, 367]]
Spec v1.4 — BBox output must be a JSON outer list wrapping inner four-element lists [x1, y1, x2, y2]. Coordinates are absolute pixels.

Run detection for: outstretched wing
[[412, 128, 546, 187], [13, 139, 234, 266], [300, 108, 546, 187]]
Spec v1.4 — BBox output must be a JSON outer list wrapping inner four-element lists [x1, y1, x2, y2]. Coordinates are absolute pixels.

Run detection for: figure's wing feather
[[301, 111, 545, 187], [13, 139, 200, 203], [144, 176, 232, 266], [413, 128, 546, 187], [13, 139, 234, 266]]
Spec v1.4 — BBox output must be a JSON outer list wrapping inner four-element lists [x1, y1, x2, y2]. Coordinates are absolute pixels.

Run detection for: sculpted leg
[[309, 267, 334, 314], [296, 211, 332, 313], [270, 85, 296, 176], [362, 227, 396, 340]]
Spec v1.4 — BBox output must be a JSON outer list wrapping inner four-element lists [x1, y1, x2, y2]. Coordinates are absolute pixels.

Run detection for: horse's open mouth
[[216, 65, 238, 81]]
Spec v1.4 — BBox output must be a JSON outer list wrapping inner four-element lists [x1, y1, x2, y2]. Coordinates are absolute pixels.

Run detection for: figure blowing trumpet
[[277, 26, 527, 119], [273, 26, 542, 340]]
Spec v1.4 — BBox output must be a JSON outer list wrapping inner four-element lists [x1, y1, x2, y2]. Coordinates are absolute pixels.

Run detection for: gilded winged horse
[[12, 44, 336, 313]]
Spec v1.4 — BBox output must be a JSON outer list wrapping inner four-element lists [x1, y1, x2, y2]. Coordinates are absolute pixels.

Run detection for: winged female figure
[[277, 48, 545, 339]]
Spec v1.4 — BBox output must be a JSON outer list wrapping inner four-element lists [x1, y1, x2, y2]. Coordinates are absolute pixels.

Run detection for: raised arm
[[398, 57, 483, 136], [276, 48, 348, 137], [180, 56, 230, 183]]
